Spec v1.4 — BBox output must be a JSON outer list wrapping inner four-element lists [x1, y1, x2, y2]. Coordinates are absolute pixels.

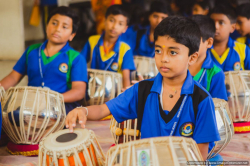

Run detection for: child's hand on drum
[[66, 107, 88, 132], [122, 75, 144, 92]]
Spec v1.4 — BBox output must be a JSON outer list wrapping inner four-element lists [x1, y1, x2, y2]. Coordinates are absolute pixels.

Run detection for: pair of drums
[[39, 129, 203, 166], [110, 98, 234, 159]]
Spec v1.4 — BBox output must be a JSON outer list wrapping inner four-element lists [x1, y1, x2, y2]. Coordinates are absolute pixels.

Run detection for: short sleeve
[[193, 96, 221, 144], [209, 71, 228, 101], [106, 83, 139, 123], [13, 49, 28, 75], [121, 48, 136, 71], [80, 41, 91, 63], [71, 55, 88, 83], [244, 46, 250, 70]]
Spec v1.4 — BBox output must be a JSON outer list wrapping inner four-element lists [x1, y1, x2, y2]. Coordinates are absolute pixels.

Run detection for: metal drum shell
[[1, 86, 66, 144], [0, 86, 5, 102], [84, 69, 123, 106]]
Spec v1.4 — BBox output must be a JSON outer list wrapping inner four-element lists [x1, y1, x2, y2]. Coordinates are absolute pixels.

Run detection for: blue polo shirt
[[40, 0, 57, 6], [106, 71, 220, 153], [208, 37, 250, 71], [81, 33, 135, 74], [236, 36, 250, 47], [193, 53, 228, 101], [13, 40, 88, 93]]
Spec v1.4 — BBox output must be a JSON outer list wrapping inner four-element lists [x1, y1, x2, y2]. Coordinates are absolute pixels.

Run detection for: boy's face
[[149, 12, 168, 31], [104, 14, 128, 38], [154, 36, 198, 79], [192, 4, 208, 15], [210, 13, 235, 43], [46, 14, 76, 44], [236, 16, 250, 36]]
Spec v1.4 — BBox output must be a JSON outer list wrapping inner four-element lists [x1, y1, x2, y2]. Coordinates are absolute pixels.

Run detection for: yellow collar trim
[[99, 45, 116, 62], [211, 48, 230, 64]]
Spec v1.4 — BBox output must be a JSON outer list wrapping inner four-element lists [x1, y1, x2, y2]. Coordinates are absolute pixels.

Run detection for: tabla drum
[[110, 116, 140, 144], [131, 56, 158, 80], [1, 86, 66, 155], [0, 86, 5, 101], [39, 128, 105, 166], [207, 98, 234, 159], [224, 71, 250, 133], [106, 136, 203, 166], [84, 69, 123, 106]]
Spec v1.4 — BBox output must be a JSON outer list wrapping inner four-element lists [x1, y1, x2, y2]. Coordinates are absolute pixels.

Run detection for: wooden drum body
[[39, 129, 105, 166], [1, 86, 66, 145], [208, 98, 234, 159], [106, 137, 203, 166], [85, 69, 122, 106]]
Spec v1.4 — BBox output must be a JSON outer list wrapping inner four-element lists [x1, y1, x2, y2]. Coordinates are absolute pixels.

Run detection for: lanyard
[[38, 44, 45, 87], [198, 68, 206, 83], [104, 53, 117, 71]]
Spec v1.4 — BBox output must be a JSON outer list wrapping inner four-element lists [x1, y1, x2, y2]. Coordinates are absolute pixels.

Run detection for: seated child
[[189, 15, 227, 101], [81, 5, 135, 88], [235, 3, 250, 47], [126, 1, 171, 57], [66, 16, 220, 161], [0, 7, 88, 114], [208, 4, 250, 71], [192, 0, 210, 15]]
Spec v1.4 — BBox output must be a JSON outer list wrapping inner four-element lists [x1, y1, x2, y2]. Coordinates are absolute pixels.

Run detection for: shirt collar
[[99, 32, 121, 53], [202, 51, 214, 69], [210, 36, 234, 49], [151, 71, 194, 95], [41, 40, 70, 53]]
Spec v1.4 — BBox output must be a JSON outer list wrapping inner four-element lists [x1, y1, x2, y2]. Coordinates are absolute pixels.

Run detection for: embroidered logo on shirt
[[137, 150, 150, 166], [59, 63, 68, 73], [233, 62, 241, 71], [111, 62, 118, 71], [179, 122, 194, 137]]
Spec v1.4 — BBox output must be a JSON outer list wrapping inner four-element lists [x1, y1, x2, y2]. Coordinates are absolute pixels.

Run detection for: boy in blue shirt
[[125, 1, 171, 58], [66, 16, 220, 160], [235, 3, 250, 47], [0, 7, 88, 114], [81, 5, 135, 88], [189, 15, 227, 101], [209, 4, 250, 71]]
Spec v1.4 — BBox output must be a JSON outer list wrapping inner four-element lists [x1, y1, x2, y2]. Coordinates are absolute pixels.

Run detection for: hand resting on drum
[[121, 74, 144, 92], [65, 104, 111, 132]]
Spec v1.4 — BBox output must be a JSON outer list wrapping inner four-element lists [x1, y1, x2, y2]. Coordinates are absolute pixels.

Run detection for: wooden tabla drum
[[84, 69, 122, 106], [1, 86, 66, 155], [131, 56, 158, 80], [207, 98, 234, 159], [39, 128, 105, 166], [225, 71, 250, 133], [106, 136, 203, 166], [110, 116, 140, 144]]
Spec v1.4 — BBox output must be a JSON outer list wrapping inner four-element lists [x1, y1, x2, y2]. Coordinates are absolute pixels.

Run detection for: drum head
[[43, 129, 90, 151]]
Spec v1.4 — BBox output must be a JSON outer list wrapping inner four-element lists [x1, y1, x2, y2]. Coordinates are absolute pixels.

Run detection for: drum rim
[[87, 68, 123, 77]]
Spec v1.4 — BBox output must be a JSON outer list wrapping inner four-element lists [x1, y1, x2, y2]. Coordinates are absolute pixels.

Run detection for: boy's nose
[[161, 54, 170, 62]]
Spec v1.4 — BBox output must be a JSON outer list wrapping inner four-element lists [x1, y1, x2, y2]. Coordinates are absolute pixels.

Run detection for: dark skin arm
[[197, 143, 209, 161], [0, 70, 23, 90], [62, 81, 86, 103]]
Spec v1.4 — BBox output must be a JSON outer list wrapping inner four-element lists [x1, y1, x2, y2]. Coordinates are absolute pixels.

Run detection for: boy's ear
[[69, 33, 76, 41], [188, 51, 199, 66], [206, 37, 214, 49], [230, 23, 236, 33]]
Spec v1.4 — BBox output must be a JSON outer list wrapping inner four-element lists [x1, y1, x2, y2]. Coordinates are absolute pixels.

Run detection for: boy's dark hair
[[193, 0, 210, 10], [190, 15, 215, 42], [236, 3, 250, 19], [149, 1, 172, 16], [210, 4, 237, 23], [47, 6, 79, 33], [105, 5, 129, 24], [154, 16, 201, 56]]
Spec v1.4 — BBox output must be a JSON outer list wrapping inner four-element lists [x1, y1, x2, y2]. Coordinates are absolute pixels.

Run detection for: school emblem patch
[[59, 63, 68, 73], [179, 122, 194, 137], [111, 62, 118, 71], [233, 62, 241, 71]]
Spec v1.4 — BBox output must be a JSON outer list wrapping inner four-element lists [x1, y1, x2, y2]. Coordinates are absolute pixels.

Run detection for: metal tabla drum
[[225, 71, 250, 133], [207, 98, 234, 159], [106, 136, 203, 166], [131, 56, 158, 80], [1, 86, 66, 155], [84, 69, 123, 106], [110, 116, 140, 144], [39, 129, 105, 166]]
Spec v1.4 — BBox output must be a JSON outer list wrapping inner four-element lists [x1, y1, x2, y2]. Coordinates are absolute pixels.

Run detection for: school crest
[[111, 62, 118, 71], [59, 63, 68, 73], [179, 122, 194, 137], [233, 62, 241, 71]]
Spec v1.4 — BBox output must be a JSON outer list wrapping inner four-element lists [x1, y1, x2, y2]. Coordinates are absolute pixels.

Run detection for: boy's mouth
[[160, 67, 170, 72], [52, 33, 60, 38]]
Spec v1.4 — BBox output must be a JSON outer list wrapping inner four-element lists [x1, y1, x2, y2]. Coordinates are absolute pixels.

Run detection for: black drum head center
[[56, 133, 77, 143]]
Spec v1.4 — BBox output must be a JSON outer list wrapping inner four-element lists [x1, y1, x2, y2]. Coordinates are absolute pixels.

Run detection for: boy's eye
[[170, 51, 177, 55], [63, 26, 68, 29], [219, 21, 225, 25], [110, 18, 114, 22], [155, 49, 162, 54], [52, 22, 57, 25], [153, 15, 158, 19]]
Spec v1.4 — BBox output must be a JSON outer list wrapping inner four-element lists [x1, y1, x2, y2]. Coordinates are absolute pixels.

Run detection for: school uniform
[[208, 37, 250, 71], [193, 53, 228, 101], [81, 34, 135, 73], [13, 40, 88, 113], [236, 35, 250, 47], [106, 71, 220, 153]]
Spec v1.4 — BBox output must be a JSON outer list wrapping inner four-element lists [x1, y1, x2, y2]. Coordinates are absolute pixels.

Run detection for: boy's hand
[[65, 107, 87, 132], [121, 75, 144, 92]]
